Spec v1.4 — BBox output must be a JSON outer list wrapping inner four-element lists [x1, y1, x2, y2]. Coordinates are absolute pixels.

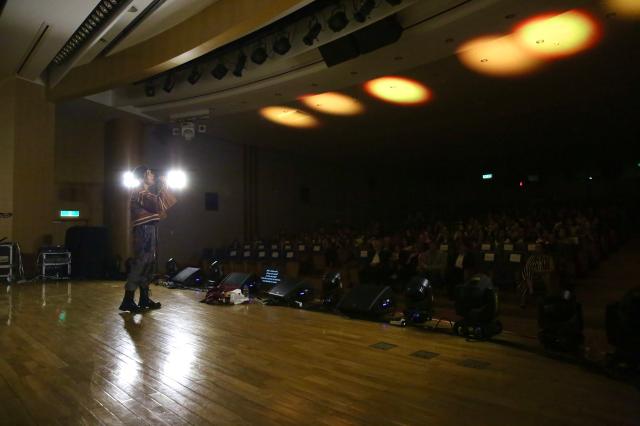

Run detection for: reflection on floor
[[0, 280, 638, 425]]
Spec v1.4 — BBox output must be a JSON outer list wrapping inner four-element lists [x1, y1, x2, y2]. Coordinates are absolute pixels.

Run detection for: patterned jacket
[[130, 185, 177, 228]]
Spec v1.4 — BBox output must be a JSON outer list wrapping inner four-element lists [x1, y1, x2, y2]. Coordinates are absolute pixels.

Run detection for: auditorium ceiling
[[1, 0, 638, 162]]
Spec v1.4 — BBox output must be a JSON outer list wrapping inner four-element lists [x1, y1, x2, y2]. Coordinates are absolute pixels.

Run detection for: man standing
[[119, 165, 176, 312]]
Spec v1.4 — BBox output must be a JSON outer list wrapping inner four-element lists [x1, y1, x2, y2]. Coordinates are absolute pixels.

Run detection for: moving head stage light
[[391, 277, 435, 327], [453, 274, 502, 340]]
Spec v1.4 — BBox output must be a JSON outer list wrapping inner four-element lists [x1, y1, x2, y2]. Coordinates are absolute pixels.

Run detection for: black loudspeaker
[[268, 280, 315, 307], [319, 16, 404, 67], [170, 267, 204, 287], [319, 35, 359, 67], [352, 15, 403, 54], [65, 226, 108, 279], [338, 285, 395, 317]]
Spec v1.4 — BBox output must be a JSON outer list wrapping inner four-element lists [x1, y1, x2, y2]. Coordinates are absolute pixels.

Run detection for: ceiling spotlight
[[354, 0, 376, 23], [303, 19, 322, 46], [273, 35, 291, 55], [233, 53, 247, 77], [145, 84, 155, 97], [211, 63, 228, 80], [328, 9, 349, 32], [163, 73, 175, 93], [251, 46, 268, 64], [188, 67, 202, 85]]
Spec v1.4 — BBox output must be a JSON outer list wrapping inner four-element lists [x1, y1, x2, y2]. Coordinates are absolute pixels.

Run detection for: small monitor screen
[[60, 210, 80, 218], [261, 269, 281, 285]]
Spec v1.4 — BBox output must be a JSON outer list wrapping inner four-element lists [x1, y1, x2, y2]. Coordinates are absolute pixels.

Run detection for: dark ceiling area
[[196, 9, 638, 172]]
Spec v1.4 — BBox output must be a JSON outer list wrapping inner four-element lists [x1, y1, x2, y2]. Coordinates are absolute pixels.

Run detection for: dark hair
[[132, 165, 149, 180]]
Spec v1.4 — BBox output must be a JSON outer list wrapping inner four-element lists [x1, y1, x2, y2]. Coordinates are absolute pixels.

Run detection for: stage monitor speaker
[[171, 267, 204, 287], [319, 15, 404, 67], [268, 279, 315, 306], [219, 272, 258, 294], [337, 285, 394, 316]]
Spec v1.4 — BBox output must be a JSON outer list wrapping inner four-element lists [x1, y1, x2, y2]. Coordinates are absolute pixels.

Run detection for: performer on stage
[[119, 165, 176, 312]]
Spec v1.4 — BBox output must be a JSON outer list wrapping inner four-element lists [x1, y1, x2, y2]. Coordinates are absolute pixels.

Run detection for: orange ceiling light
[[300, 92, 364, 116], [513, 10, 600, 59], [457, 34, 544, 77], [605, 0, 640, 18], [364, 76, 431, 105], [259, 106, 319, 128]]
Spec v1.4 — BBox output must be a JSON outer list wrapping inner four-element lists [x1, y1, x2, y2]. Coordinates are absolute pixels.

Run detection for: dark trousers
[[125, 223, 157, 291]]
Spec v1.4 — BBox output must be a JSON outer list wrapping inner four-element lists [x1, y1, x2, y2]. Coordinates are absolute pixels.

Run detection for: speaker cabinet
[[338, 285, 395, 317], [170, 267, 204, 287], [268, 280, 315, 307]]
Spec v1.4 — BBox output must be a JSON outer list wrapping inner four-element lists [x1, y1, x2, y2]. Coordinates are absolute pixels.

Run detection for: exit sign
[[60, 210, 80, 218]]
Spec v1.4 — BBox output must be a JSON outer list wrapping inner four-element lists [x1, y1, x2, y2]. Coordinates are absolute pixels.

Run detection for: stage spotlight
[[605, 0, 640, 18], [251, 46, 268, 64], [166, 258, 178, 277], [163, 73, 175, 93], [260, 106, 319, 128], [300, 92, 364, 115], [513, 10, 600, 59], [166, 170, 187, 190], [273, 36, 291, 55], [364, 76, 431, 105], [328, 9, 349, 32], [457, 34, 543, 77], [303, 19, 322, 46], [233, 53, 247, 77], [354, 0, 376, 23], [187, 67, 202, 85], [122, 171, 140, 189], [145, 83, 155, 97], [211, 63, 228, 80]]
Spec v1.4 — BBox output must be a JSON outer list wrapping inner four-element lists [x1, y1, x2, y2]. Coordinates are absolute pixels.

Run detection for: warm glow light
[[299, 92, 364, 115], [364, 76, 431, 105], [260, 106, 319, 128], [457, 34, 543, 77], [605, 0, 640, 18], [513, 10, 600, 59]]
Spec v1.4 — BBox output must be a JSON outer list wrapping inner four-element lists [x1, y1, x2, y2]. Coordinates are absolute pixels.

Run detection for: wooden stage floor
[[0, 281, 638, 425]]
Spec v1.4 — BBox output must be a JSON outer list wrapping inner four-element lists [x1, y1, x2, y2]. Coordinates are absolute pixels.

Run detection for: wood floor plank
[[1, 279, 638, 426]]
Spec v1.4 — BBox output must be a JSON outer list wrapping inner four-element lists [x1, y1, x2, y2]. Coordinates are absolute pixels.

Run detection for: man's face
[[144, 169, 155, 186]]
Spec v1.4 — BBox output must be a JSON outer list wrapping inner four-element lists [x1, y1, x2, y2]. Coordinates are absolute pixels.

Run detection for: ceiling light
[[513, 10, 600, 59], [163, 73, 175, 93], [211, 63, 228, 80], [300, 92, 364, 116], [364, 76, 431, 105], [273, 36, 291, 55], [251, 46, 268, 64], [605, 0, 640, 18], [233, 53, 247, 77], [328, 9, 349, 32], [260, 106, 319, 128], [303, 20, 322, 46], [187, 67, 202, 85], [354, 0, 376, 23], [457, 34, 543, 77]]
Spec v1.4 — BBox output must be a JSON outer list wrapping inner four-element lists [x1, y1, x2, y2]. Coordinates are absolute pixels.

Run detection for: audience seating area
[[212, 207, 627, 299]]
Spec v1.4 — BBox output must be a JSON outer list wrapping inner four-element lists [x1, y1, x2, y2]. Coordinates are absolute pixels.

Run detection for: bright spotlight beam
[[122, 171, 140, 189], [166, 170, 187, 190]]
